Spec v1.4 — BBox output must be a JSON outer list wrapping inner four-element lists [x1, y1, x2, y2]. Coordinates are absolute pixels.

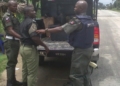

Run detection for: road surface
[[92, 10, 120, 86]]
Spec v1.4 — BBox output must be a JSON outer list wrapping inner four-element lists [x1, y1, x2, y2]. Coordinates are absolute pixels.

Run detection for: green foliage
[[36, 9, 41, 18], [98, 2, 106, 9], [98, 0, 120, 10], [112, 8, 120, 12], [111, 0, 120, 10], [0, 54, 7, 74], [28, 0, 41, 18], [17, 13, 24, 23], [0, 21, 4, 34]]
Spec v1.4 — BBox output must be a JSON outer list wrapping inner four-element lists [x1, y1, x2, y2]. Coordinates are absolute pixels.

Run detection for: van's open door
[[93, 0, 99, 20]]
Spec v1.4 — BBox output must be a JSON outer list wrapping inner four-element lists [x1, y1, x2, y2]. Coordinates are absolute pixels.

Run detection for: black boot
[[13, 73, 23, 86], [22, 82, 27, 86], [7, 83, 13, 86], [15, 80, 23, 86], [7, 80, 14, 86]]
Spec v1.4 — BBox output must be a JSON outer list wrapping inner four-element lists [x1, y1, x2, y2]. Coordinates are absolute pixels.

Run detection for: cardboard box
[[42, 17, 54, 28]]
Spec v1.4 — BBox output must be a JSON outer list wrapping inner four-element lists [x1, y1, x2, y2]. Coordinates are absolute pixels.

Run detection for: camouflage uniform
[[61, 16, 93, 86], [19, 18, 39, 86], [2, 10, 20, 86]]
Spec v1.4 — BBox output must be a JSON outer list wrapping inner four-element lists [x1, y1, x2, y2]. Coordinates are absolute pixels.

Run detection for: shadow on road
[[91, 55, 115, 86], [37, 57, 71, 86]]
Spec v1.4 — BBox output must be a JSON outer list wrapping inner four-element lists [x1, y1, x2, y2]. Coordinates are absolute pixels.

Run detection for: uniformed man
[[19, 5, 49, 86], [2, 0, 22, 86], [36, 1, 94, 86]]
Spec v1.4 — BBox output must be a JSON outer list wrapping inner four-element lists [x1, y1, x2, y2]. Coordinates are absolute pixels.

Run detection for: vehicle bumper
[[91, 48, 99, 62], [93, 48, 99, 56]]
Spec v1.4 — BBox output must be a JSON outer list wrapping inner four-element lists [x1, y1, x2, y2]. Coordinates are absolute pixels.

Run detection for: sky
[[99, 0, 112, 4]]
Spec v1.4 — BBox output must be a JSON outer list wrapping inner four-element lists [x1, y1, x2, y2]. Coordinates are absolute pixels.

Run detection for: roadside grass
[[111, 8, 120, 12], [0, 53, 7, 76], [0, 20, 4, 34]]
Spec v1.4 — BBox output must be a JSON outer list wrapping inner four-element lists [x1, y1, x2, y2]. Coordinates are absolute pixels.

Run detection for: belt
[[6, 36, 19, 40], [21, 43, 35, 46], [22, 44, 36, 48]]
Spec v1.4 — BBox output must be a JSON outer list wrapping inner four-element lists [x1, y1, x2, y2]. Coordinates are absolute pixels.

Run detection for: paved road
[[93, 10, 120, 86], [37, 10, 120, 86]]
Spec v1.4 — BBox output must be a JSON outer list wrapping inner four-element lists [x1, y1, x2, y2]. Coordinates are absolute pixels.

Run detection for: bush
[[0, 21, 4, 34], [0, 54, 7, 74]]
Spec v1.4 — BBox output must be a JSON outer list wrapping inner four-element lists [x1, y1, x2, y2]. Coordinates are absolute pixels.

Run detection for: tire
[[39, 56, 45, 65]]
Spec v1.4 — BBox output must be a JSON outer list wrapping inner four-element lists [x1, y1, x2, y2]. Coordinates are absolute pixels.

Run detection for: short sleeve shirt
[[28, 22, 38, 37], [2, 11, 20, 34], [61, 17, 82, 34], [2, 13, 13, 28]]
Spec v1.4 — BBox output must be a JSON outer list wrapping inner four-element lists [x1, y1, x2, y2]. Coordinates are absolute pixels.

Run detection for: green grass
[[0, 20, 4, 34], [111, 8, 120, 12], [0, 54, 7, 74]]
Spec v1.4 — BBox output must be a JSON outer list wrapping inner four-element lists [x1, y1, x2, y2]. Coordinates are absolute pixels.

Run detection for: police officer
[[36, 1, 94, 86], [2, 0, 22, 86], [19, 5, 49, 86]]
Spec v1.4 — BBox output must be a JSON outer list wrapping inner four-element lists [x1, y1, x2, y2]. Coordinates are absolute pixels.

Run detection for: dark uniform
[[61, 15, 94, 86], [19, 17, 39, 86], [2, 10, 20, 85]]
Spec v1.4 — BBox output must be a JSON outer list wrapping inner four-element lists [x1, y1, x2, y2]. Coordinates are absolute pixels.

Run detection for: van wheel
[[39, 56, 44, 65]]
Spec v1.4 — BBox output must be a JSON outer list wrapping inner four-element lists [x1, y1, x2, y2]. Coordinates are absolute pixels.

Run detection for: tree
[[98, 2, 106, 9], [113, 0, 120, 9]]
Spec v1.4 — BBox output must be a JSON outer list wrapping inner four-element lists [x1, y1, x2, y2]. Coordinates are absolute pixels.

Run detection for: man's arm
[[31, 36, 49, 53], [2, 16, 21, 38], [36, 18, 82, 34], [29, 23, 49, 53], [36, 26, 63, 34], [7, 26, 21, 38]]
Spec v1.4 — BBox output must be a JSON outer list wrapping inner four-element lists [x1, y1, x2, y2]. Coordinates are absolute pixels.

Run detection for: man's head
[[23, 5, 36, 18], [74, 0, 88, 15], [8, 0, 18, 13]]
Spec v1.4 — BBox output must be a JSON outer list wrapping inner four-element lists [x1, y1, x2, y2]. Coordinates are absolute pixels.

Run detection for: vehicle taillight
[[93, 27, 99, 45]]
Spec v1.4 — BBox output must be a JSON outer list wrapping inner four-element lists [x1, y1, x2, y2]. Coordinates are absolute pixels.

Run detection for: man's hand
[[36, 26, 63, 34], [36, 29, 51, 37], [32, 36, 49, 54], [44, 46, 49, 54], [36, 29, 45, 34]]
